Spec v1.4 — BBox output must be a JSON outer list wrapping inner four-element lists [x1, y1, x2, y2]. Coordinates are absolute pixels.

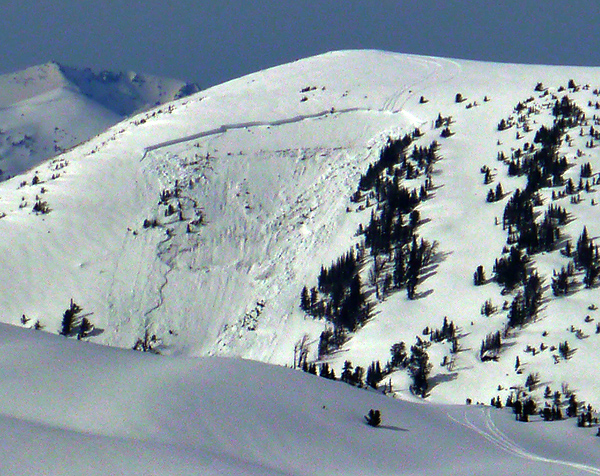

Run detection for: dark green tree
[[60, 299, 82, 337], [408, 340, 432, 397], [365, 409, 381, 427]]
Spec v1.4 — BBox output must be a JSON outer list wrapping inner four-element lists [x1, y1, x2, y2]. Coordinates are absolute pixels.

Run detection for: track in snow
[[447, 407, 600, 475]]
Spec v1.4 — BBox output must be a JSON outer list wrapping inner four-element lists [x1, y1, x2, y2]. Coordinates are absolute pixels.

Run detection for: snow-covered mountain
[[3, 49, 600, 415], [5, 49, 600, 475], [0, 62, 199, 179]]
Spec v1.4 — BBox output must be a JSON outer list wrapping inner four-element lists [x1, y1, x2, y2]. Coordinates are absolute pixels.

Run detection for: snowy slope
[[1, 323, 600, 476], [0, 62, 199, 179], [2, 50, 600, 411]]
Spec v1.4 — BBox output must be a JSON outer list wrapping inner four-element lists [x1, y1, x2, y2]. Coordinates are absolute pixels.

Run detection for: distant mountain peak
[[0, 62, 201, 179]]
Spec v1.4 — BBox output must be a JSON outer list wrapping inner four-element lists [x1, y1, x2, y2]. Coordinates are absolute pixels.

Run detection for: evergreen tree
[[408, 341, 432, 397], [341, 360, 353, 384], [352, 366, 364, 387], [77, 317, 92, 340], [300, 286, 310, 313], [60, 299, 82, 337], [567, 394, 579, 417], [473, 265, 485, 286], [366, 361, 383, 389], [390, 341, 407, 368], [365, 409, 381, 427]]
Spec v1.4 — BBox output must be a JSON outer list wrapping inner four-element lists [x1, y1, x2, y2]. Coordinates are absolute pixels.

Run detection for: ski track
[[447, 408, 600, 475], [381, 56, 463, 114]]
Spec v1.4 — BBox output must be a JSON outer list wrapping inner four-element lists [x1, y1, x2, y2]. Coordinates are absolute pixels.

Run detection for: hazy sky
[[2, 1, 600, 88]]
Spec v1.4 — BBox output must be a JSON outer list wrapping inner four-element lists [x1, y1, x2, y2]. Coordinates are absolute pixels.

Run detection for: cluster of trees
[[493, 246, 528, 290], [32, 199, 50, 214], [301, 250, 369, 349], [298, 335, 432, 399], [558, 340, 574, 360], [299, 361, 337, 380], [501, 190, 567, 253], [486, 183, 504, 202], [575, 227, 600, 288], [480, 331, 501, 361], [497, 118, 512, 131], [507, 396, 537, 422], [366, 361, 384, 388], [552, 227, 600, 295], [499, 96, 582, 198], [580, 162, 593, 178], [303, 133, 438, 357], [316, 327, 346, 358], [133, 329, 161, 353], [485, 93, 587, 336], [434, 113, 452, 129], [506, 273, 543, 328], [408, 338, 432, 397], [427, 317, 456, 343], [541, 405, 564, 421], [357, 133, 416, 191], [552, 95, 584, 120], [341, 360, 366, 386], [506, 202, 565, 253], [551, 263, 575, 296], [358, 139, 438, 301]]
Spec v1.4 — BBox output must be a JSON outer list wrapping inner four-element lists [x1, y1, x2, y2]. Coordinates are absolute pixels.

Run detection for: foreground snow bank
[[0, 324, 599, 475]]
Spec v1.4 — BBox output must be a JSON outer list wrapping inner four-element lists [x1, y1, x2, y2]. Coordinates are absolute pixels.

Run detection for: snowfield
[[1, 322, 600, 476], [2, 49, 600, 473]]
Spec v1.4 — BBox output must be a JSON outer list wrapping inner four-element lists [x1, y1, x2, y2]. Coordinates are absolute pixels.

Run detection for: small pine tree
[[77, 317, 92, 340], [567, 394, 579, 417], [390, 342, 407, 368], [60, 299, 82, 337], [409, 341, 432, 397], [440, 127, 453, 138], [495, 182, 503, 200], [365, 409, 381, 427], [473, 265, 485, 286], [300, 286, 310, 313], [366, 361, 383, 389]]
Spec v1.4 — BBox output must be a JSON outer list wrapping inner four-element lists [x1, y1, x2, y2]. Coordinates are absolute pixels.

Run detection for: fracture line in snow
[[140, 102, 428, 160], [140, 108, 361, 159], [447, 408, 600, 475], [139, 56, 465, 160]]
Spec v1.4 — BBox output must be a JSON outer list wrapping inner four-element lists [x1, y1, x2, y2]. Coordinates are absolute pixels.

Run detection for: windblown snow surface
[[3, 50, 600, 474]]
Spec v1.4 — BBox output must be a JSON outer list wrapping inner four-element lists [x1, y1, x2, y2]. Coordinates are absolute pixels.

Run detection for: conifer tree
[[60, 299, 82, 337], [408, 341, 432, 397], [365, 409, 381, 427]]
